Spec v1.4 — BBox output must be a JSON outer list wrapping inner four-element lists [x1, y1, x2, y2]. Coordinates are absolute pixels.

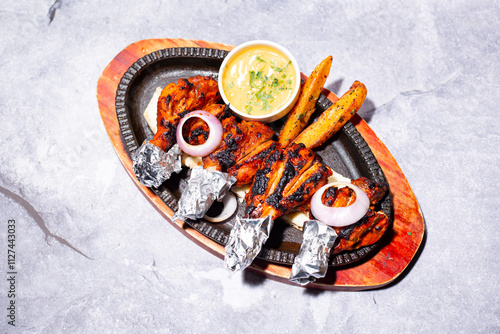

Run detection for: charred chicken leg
[[149, 76, 224, 151], [319, 177, 390, 254]]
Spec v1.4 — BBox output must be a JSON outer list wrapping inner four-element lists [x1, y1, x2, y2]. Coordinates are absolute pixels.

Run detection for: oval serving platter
[[97, 39, 425, 290]]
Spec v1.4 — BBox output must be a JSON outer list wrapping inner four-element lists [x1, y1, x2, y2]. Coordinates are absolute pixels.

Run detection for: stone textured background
[[0, 0, 499, 333]]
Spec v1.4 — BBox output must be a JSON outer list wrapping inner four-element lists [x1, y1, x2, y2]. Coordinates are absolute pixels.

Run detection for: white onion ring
[[204, 191, 238, 223], [176, 110, 223, 157], [310, 182, 370, 227]]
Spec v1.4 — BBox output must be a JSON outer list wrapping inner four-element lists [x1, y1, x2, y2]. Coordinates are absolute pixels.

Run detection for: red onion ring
[[310, 182, 370, 227], [176, 110, 223, 157]]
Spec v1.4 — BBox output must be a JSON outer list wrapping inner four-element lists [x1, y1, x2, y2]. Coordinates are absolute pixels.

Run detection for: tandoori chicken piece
[[332, 209, 390, 254], [244, 143, 332, 220], [351, 176, 388, 207], [318, 177, 390, 254], [203, 117, 275, 172], [149, 76, 223, 151], [227, 140, 277, 187]]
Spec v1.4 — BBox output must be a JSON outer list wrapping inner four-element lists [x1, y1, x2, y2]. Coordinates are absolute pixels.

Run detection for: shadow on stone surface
[[358, 98, 377, 123], [304, 287, 328, 296], [243, 268, 266, 286], [325, 78, 344, 96]]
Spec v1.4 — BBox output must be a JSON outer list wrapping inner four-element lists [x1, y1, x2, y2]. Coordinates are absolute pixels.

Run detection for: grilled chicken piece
[[321, 185, 356, 207], [332, 209, 390, 254], [351, 177, 388, 206], [227, 140, 278, 187], [203, 117, 275, 172], [318, 177, 390, 254], [233, 121, 276, 164], [203, 116, 245, 170], [244, 143, 332, 220], [149, 76, 222, 151]]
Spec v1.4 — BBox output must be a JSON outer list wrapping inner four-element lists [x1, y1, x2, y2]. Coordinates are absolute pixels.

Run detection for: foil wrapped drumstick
[[289, 220, 337, 285]]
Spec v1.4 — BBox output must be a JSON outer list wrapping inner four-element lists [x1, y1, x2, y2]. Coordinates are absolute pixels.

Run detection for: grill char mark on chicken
[[351, 177, 388, 207], [244, 143, 332, 220], [282, 162, 331, 205], [203, 117, 275, 173], [227, 140, 278, 187], [203, 117, 246, 170]]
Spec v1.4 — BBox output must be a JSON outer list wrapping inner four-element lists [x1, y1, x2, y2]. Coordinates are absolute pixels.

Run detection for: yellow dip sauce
[[221, 46, 297, 116]]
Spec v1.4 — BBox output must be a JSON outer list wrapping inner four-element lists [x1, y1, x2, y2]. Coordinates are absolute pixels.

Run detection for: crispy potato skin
[[278, 56, 333, 147], [292, 80, 367, 149]]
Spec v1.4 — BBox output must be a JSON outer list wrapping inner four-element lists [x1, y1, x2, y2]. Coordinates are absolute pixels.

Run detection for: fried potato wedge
[[293, 80, 367, 149], [278, 56, 333, 147]]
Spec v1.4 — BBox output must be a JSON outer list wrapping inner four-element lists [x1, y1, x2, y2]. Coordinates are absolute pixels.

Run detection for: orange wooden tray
[[97, 38, 425, 290]]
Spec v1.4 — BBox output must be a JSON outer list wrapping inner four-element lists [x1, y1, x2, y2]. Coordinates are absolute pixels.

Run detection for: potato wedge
[[278, 56, 333, 147], [292, 80, 367, 149]]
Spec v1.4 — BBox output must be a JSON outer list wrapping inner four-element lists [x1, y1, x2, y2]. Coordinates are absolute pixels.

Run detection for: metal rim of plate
[[115, 46, 392, 267]]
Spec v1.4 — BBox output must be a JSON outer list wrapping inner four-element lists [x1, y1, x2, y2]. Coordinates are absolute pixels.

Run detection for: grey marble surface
[[1, 0, 499, 333]]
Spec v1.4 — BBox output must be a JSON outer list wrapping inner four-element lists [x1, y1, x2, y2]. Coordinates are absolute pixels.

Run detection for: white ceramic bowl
[[218, 40, 301, 123]]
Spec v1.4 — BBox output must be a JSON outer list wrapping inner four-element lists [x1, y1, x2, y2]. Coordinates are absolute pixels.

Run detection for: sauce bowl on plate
[[218, 40, 301, 123]]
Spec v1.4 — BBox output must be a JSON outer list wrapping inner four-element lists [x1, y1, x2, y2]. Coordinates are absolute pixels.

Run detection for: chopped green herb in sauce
[[255, 56, 266, 63], [243, 57, 293, 114]]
